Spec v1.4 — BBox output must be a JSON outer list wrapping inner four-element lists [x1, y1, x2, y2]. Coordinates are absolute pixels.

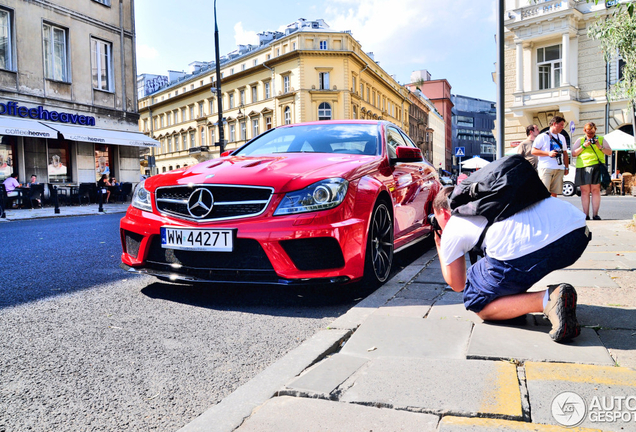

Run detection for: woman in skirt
[[571, 122, 612, 220]]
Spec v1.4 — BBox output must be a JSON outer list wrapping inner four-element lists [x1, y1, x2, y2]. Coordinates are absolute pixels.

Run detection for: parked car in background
[[120, 120, 441, 287], [561, 155, 580, 197]]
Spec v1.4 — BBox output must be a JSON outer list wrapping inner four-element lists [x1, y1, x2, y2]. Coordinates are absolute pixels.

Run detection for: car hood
[[145, 154, 381, 193]]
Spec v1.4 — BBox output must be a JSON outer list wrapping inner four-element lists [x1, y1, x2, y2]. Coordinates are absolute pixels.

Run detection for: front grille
[[145, 235, 277, 283], [146, 236, 273, 270], [280, 237, 345, 271], [124, 230, 144, 259], [155, 184, 273, 222]]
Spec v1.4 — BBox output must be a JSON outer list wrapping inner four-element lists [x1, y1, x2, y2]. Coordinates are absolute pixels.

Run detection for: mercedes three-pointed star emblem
[[187, 188, 214, 218]]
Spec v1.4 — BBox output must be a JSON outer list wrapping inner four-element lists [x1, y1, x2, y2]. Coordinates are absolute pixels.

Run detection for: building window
[[241, 63, 246, 71], [456, 116, 474, 127], [166, 112, 172, 126], [229, 93, 235, 108], [252, 118, 259, 137], [283, 75, 290, 93], [209, 126, 215, 145], [0, 8, 14, 71], [240, 121, 246, 140], [230, 68, 234, 75], [174, 135, 180, 151], [143, 119, 148, 132], [48, 141, 72, 183], [253, 59, 258, 66], [372, 91, 376, 106], [266, 54, 271, 60], [240, 89, 245, 105], [366, 87, 370, 102], [264, 82, 271, 99], [319, 72, 330, 90], [181, 108, 186, 121], [352, 76, 356, 94], [284, 106, 291, 125], [360, 82, 364, 96], [618, 56, 626, 81], [43, 23, 68, 81], [230, 124, 236, 142], [318, 102, 332, 121], [91, 38, 113, 91], [209, 100, 215, 114], [353, 105, 358, 119], [319, 40, 327, 50], [537, 44, 561, 90], [189, 105, 194, 120], [190, 132, 195, 148], [160, 115, 165, 128], [167, 137, 172, 152], [162, 167, 166, 173], [252, 86, 257, 103], [292, 42, 296, 50], [266, 116, 272, 130], [200, 128, 206, 146], [92, 0, 111, 5], [198, 102, 204, 117]]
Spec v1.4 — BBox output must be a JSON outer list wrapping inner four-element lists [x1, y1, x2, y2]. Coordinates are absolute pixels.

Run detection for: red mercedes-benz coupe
[[120, 120, 441, 286]]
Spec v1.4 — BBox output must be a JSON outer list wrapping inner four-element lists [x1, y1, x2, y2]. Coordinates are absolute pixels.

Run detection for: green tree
[[587, 1, 636, 135]]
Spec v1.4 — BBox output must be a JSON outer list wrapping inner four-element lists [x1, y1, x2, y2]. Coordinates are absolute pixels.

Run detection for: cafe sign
[[0, 100, 96, 126]]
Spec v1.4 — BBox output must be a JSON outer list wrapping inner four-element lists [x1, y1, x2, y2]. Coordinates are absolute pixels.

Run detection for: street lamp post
[[213, 0, 226, 155]]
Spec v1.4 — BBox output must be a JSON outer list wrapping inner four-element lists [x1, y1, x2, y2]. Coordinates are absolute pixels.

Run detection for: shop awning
[[0, 117, 58, 139], [604, 129, 636, 151], [42, 122, 159, 148]]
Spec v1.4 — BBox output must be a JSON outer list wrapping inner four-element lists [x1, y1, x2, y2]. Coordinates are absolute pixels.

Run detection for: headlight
[[131, 179, 152, 212], [274, 178, 348, 215]]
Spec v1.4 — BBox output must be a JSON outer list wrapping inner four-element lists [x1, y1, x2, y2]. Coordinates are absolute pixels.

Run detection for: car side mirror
[[391, 146, 423, 163], [220, 150, 234, 157]]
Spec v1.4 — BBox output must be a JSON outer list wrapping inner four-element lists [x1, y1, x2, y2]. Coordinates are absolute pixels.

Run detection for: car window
[[234, 124, 380, 156], [399, 130, 417, 148], [386, 127, 408, 159]]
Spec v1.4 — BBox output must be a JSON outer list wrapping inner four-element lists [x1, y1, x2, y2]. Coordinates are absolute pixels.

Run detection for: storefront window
[[94, 145, 112, 181], [48, 141, 71, 183], [0, 139, 15, 181]]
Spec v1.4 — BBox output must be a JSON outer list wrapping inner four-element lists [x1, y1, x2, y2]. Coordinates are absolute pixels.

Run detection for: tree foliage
[[587, 1, 636, 106]]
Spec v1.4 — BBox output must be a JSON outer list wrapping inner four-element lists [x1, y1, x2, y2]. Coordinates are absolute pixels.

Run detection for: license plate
[[161, 227, 235, 251]]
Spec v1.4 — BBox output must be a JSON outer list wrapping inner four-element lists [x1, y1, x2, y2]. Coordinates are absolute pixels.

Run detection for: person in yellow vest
[[571, 122, 612, 220]]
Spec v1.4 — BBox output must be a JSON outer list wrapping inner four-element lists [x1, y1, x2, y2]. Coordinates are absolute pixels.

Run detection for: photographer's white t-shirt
[[533, 132, 567, 170], [440, 197, 586, 264]]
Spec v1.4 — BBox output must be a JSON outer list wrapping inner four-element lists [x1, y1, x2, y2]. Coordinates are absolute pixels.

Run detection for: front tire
[[363, 201, 394, 287]]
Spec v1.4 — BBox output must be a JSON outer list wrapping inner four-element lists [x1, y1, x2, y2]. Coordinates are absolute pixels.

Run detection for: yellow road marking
[[440, 416, 603, 431], [479, 362, 522, 417], [526, 362, 636, 387]]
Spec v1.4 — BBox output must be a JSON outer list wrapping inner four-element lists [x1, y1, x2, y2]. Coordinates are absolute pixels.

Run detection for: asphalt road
[[0, 214, 376, 431]]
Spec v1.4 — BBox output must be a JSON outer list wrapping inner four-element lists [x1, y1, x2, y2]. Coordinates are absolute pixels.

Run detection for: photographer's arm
[[434, 233, 466, 292]]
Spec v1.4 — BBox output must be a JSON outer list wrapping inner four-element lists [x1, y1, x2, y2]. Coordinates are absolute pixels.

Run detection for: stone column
[[516, 42, 524, 93], [562, 32, 570, 87]]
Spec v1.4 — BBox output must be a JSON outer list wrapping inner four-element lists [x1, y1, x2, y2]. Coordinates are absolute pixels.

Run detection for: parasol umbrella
[[460, 156, 490, 170]]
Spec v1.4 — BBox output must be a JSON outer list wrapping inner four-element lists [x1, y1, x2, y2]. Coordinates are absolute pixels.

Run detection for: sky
[[134, 0, 498, 102]]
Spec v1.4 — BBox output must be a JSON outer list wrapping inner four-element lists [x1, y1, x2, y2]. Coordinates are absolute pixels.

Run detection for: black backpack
[[449, 154, 550, 261]]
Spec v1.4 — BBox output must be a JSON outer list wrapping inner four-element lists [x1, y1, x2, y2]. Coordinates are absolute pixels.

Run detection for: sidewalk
[[0, 202, 130, 221], [181, 218, 636, 432]]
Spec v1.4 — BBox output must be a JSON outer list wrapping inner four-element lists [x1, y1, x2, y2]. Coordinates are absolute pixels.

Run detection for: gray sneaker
[[543, 283, 580, 342]]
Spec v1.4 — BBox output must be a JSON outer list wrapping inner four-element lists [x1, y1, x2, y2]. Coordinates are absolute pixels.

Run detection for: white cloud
[[234, 22, 259, 46], [136, 44, 159, 60]]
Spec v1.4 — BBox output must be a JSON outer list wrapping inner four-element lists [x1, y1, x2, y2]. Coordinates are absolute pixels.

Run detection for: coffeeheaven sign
[[0, 100, 96, 126]]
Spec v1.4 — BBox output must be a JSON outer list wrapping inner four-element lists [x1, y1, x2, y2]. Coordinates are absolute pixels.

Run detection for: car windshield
[[233, 124, 380, 156]]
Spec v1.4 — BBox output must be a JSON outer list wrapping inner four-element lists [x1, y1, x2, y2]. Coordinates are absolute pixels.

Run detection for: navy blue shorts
[[464, 227, 590, 313]]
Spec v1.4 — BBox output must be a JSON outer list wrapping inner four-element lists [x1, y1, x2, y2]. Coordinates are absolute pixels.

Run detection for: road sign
[[569, 120, 575, 134], [455, 147, 465, 157]]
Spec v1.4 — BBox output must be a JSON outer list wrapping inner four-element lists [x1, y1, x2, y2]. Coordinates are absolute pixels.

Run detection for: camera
[[428, 214, 442, 235], [554, 148, 563, 166], [589, 137, 597, 145]]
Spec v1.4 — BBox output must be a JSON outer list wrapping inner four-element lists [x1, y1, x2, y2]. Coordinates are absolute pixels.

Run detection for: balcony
[[512, 84, 581, 122], [506, 0, 577, 25]]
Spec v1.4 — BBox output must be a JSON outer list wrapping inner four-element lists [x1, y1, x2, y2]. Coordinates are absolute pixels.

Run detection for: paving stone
[[283, 354, 368, 396], [533, 270, 619, 289], [376, 298, 432, 318], [235, 396, 440, 432], [438, 415, 603, 431], [413, 261, 446, 283], [577, 303, 636, 330], [340, 358, 522, 418], [339, 314, 473, 359], [597, 329, 636, 370], [467, 324, 615, 366], [427, 291, 483, 324], [395, 282, 447, 300], [525, 362, 636, 431]]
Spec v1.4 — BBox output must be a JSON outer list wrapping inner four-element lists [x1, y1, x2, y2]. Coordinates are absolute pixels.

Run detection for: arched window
[[176, 165, 181, 169], [352, 105, 358, 119], [284, 106, 291, 125], [162, 166, 166, 173], [318, 102, 332, 121], [169, 165, 173, 171]]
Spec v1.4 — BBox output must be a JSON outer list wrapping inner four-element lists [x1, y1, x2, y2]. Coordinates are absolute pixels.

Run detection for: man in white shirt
[[532, 116, 570, 197], [432, 186, 589, 342]]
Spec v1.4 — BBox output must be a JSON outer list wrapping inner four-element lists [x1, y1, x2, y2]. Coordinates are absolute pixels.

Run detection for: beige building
[[504, 0, 634, 171], [0, 0, 156, 187], [138, 19, 412, 174]]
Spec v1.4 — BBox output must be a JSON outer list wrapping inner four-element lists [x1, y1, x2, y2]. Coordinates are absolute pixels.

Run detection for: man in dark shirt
[[516, 124, 539, 170]]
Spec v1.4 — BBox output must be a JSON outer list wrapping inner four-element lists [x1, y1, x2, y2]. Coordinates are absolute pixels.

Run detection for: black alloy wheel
[[363, 201, 394, 287]]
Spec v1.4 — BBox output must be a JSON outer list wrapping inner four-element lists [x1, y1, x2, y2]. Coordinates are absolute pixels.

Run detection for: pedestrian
[[571, 122, 613, 220], [98, 174, 111, 203], [3, 172, 22, 207], [431, 186, 590, 342], [531, 116, 569, 197], [516, 124, 539, 170]]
